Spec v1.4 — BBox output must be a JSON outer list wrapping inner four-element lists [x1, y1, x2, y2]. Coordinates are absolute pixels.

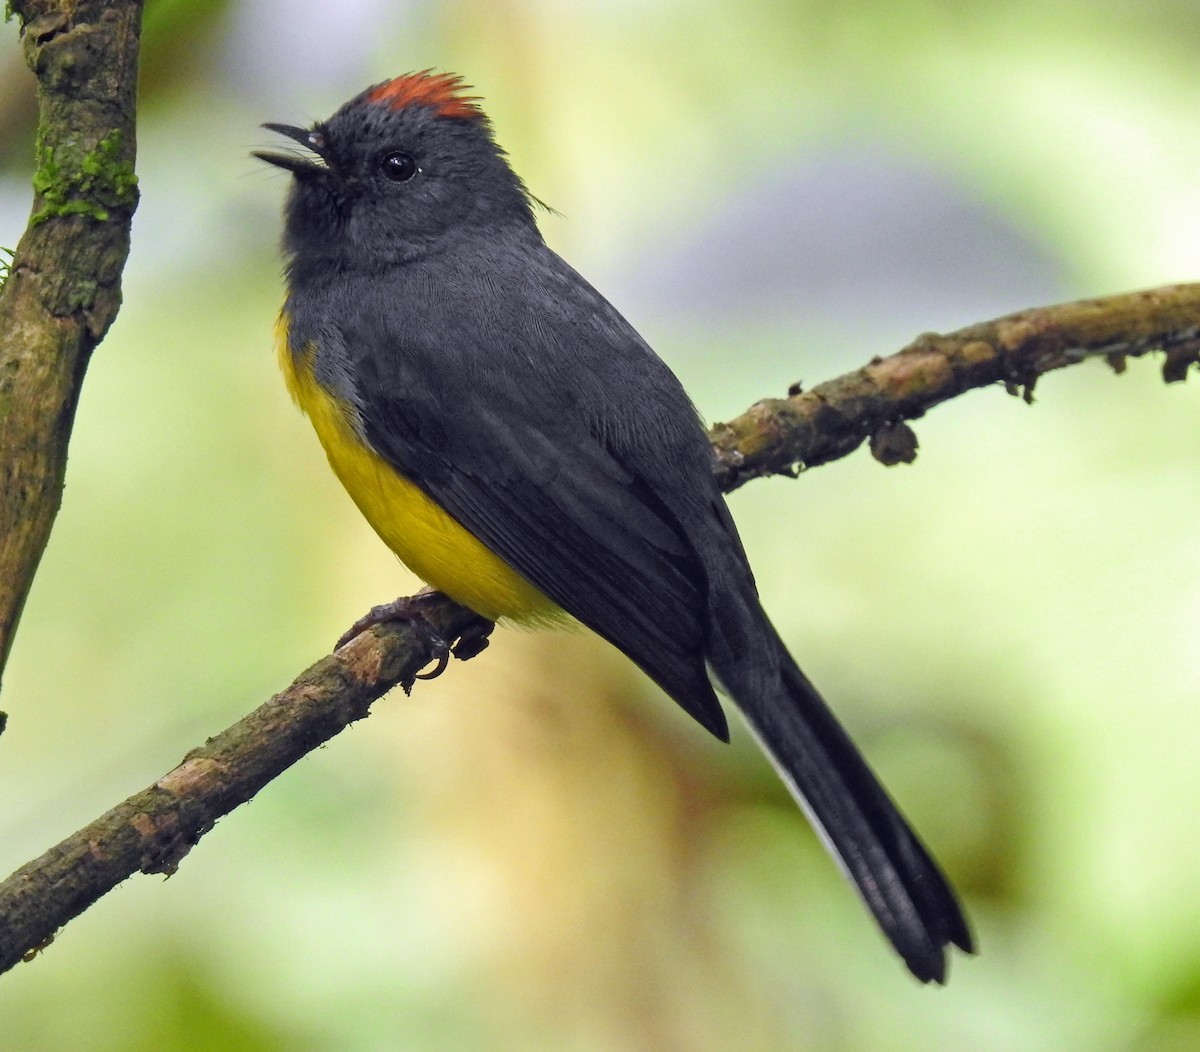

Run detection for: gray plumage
[[258, 74, 973, 982]]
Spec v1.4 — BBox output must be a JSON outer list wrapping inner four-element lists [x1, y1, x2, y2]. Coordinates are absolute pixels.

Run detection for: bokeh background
[[2, 1, 1199, 1048]]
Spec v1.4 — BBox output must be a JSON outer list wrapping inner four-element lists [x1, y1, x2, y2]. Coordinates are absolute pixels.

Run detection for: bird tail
[[713, 622, 974, 983]]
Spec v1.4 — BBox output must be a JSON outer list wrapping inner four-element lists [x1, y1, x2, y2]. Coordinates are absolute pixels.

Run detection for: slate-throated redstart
[[256, 71, 973, 982]]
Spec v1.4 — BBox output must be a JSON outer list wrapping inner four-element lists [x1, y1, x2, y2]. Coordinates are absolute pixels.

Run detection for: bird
[[255, 70, 973, 982]]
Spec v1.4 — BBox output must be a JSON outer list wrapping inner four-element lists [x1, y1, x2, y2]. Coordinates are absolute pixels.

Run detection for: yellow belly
[[277, 314, 562, 624]]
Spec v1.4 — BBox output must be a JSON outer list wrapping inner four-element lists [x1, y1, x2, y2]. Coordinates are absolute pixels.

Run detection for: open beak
[[253, 123, 334, 179]]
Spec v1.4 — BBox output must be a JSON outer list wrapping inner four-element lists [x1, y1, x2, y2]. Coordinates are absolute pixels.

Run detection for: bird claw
[[414, 647, 450, 680], [335, 589, 442, 650], [336, 590, 495, 685], [336, 590, 449, 682]]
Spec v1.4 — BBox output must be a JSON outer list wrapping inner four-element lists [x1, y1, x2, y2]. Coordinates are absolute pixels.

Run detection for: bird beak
[[253, 123, 334, 179]]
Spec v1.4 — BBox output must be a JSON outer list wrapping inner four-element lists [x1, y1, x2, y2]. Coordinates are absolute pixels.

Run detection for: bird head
[[255, 71, 535, 269]]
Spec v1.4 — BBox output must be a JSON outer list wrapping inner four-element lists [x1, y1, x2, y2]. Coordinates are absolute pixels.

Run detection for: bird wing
[[341, 259, 730, 738]]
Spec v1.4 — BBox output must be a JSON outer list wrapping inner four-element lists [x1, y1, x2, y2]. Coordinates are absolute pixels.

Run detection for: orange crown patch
[[365, 71, 484, 120]]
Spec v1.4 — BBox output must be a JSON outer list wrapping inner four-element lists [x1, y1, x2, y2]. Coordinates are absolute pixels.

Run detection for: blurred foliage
[[139, 0, 237, 102], [1, 1, 1199, 1049]]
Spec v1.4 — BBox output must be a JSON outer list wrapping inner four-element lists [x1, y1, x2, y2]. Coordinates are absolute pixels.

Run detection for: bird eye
[[379, 151, 418, 183]]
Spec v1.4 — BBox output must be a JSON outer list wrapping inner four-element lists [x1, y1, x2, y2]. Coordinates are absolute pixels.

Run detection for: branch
[[0, 599, 483, 973], [1, 280, 1196, 974], [0, 0, 142, 686], [712, 282, 1200, 489]]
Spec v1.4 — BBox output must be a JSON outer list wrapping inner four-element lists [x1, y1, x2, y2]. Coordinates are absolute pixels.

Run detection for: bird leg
[[336, 587, 494, 679]]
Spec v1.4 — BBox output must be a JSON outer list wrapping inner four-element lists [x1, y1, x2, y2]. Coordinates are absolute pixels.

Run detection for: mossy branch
[[0, 281, 1197, 974], [0, 0, 143, 686]]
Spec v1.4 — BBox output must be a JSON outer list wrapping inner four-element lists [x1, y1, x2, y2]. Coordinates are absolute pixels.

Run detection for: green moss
[[30, 129, 138, 227], [0, 247, 12, 292]]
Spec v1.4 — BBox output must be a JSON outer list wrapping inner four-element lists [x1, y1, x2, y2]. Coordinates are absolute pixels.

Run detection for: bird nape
[[255, 69, 974, 983]]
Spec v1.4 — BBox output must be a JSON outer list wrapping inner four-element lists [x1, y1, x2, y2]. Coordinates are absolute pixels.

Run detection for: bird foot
[[336, 588, 495, 681], [450, 617, 494, 661]]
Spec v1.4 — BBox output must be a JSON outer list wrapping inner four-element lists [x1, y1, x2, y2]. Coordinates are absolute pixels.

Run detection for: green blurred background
[[2, 1, 1199, 1048]]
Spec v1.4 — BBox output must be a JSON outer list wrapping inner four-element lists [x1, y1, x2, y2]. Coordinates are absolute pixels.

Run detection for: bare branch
[[1, 280, 1195, 974], [0, 599, 483, 974], [712, 282, 1200, 489]]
